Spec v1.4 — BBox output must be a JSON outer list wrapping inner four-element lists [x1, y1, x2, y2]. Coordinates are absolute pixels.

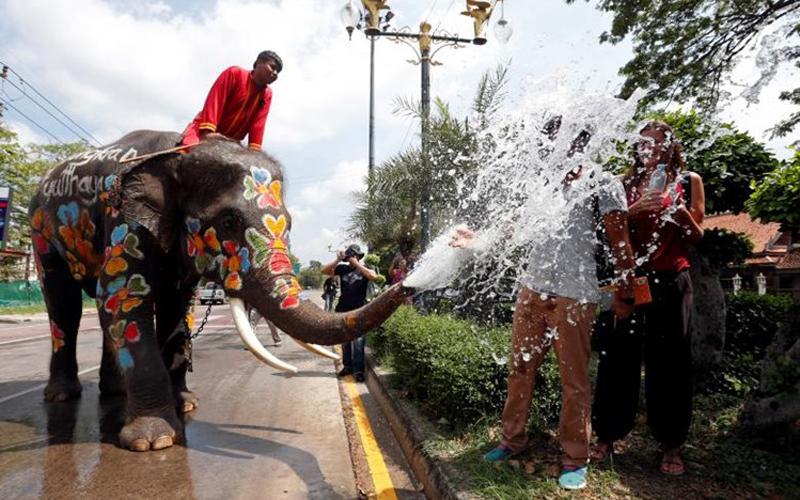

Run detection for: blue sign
[[0, 187, 11, 249]]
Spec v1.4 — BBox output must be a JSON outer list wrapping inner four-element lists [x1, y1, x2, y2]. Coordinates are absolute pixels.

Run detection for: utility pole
[[340, 0, 512, 252]]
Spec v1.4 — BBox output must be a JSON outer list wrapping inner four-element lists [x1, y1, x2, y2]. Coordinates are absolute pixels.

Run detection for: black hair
[[254, 50, 283, 73]]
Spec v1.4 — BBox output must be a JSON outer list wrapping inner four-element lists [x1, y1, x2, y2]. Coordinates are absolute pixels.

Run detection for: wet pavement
[[0, 300, 423, 500]]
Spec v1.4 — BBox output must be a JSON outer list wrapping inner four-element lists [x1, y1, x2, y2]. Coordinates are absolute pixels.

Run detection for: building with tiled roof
[[705, 213, 800, 298]]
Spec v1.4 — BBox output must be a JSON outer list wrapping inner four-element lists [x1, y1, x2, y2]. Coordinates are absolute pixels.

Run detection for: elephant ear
[[118, 159, 180, 252]]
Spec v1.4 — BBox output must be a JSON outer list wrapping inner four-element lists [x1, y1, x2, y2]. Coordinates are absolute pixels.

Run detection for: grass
[[414, 393, 799, 499], [0, 298, 95, 316]]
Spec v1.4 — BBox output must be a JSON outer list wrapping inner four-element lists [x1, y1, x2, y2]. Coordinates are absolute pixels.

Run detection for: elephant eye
[[218, 212, 241, 232]]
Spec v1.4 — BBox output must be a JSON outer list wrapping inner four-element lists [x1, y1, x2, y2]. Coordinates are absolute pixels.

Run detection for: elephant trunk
[[243, 275, 414, 347]]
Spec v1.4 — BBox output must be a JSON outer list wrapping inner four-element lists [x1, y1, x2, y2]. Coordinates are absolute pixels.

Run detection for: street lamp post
[[341, 0, 512, 251]]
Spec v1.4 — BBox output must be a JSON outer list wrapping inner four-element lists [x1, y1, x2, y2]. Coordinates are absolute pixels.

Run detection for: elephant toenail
[[152, 435, 173, 450], [130, 439, 150, 452]]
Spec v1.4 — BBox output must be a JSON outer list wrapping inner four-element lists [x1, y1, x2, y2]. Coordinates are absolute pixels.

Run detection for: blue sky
[[1, 0, 796, 264]]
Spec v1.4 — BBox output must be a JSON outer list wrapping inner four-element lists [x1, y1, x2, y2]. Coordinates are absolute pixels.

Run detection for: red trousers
[[501, 288, 596, 467]]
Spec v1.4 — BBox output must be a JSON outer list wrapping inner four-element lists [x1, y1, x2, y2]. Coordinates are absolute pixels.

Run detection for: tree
[[648, 109, 780, 214], [348, 62, 510, 255], [572, 0, 800, 138], [746, 149, 800, 224], [743, 150, 800, 435], [7, 142, 87, 249]]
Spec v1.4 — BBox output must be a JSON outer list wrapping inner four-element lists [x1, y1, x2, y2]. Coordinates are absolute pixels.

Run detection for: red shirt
[[181, 66, 273, 151], [627, 181, 691, 273]]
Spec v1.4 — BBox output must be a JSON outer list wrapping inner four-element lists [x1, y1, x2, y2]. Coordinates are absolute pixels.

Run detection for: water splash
[[406, 80, 646, 298]]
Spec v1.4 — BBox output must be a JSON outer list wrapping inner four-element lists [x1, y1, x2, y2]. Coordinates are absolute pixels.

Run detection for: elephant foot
[[120, 413, 183, 452], [44, 377, 82, 402], [174, 390, 198, 413]]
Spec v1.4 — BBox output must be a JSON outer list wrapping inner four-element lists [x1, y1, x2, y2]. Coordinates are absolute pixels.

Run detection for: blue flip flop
[[559, 465, 587, 490], [483, 444, 515, 463]]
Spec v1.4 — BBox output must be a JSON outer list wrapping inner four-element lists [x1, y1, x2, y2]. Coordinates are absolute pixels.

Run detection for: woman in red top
[[591, 121, 705, 476]]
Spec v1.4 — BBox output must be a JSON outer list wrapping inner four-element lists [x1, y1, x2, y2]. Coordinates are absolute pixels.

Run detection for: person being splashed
[[449, 117, 636, 491], [590, 121, 705, 476]]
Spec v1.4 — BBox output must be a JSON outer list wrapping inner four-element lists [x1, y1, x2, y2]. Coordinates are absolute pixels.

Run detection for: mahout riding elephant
[[29, 130, 413, 451]]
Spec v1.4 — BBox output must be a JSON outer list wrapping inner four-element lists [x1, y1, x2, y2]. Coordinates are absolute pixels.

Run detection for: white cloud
[[295, 159, 368, 207], [4, 121, 48, 147]]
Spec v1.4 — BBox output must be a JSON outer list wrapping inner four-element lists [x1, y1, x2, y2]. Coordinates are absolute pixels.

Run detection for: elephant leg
[[98, 333, 125, 397], [155, 280, 197, 413], [97, 227, 182, 452], [41, 255, 84, 402]]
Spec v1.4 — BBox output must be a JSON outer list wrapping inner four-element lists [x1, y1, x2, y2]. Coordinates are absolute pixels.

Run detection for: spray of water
[[405, 80, 647, 301]]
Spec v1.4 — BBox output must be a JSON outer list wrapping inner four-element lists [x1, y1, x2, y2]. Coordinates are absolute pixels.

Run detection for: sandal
[[590, 441, 612, 462], [660, 448, 685, 476]]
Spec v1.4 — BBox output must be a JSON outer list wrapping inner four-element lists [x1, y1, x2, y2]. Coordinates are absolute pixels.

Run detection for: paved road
[[0, 299, 422, 499]]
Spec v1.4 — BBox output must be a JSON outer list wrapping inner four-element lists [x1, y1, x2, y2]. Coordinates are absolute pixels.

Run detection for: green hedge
[[370, 306, 562, 429], [726, 291, 795, 356], [709, 292, 797, 396]]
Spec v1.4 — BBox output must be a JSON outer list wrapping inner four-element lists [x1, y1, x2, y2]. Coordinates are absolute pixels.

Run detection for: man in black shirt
[[322, 277, 337, 311], [321, 244, 377, 382]]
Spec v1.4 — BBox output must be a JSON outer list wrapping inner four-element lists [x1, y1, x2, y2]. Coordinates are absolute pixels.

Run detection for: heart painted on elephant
[[104, 224, 144, 276], [99, 175, 120, 217], [56, 202, 97, 279], [109, 320, 142, 350], [220, 240, 250, 290], [50, 321, 65, 353], [104, 274, 150, 315], [271, 275, 301, 309], [117, 347, 134, 371], [263, 214, 288, 242], [185, 218, 222, 274], [268, 251, 293, 275], [243, 166, 282, 209]]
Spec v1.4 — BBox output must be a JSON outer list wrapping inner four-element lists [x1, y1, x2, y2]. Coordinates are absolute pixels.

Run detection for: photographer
[[321, 244, 378, 382]]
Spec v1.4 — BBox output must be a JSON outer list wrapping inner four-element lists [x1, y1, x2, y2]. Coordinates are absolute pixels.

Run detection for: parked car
[[198, 282, 226, 305]]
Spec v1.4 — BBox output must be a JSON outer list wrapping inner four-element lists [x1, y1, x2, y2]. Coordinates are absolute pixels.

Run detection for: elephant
[[29, 130, 413, 451]]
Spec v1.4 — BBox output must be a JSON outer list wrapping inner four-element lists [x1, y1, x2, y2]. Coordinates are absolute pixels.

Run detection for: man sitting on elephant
[[179, 50, 283, 151]]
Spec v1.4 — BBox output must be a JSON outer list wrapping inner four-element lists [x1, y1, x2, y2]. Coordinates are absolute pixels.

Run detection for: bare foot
[[590, 441, 612, 462], [660, 448, 685, 475]]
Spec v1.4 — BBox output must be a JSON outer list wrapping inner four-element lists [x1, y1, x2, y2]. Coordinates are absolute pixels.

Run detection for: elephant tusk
[[290, 338, 341, 361], [229, 298, 298, 374]]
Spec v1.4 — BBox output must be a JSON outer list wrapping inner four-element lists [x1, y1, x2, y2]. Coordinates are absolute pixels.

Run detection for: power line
[[433, 0, 458, 34], [1, 74, 92, 145], [0, 95, 66, 145], [0, 61, 102, 146], [424, 0, 441, 24]]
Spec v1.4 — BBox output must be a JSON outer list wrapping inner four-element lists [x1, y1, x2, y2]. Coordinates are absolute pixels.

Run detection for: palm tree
[[348, 62, 511, 255]]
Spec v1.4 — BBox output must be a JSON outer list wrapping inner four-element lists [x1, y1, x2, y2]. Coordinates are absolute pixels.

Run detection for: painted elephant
[[29, 130, 413, 451]]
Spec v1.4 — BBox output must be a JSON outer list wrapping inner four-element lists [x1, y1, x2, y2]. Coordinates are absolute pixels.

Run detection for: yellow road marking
[[338, 347, 397, 500]]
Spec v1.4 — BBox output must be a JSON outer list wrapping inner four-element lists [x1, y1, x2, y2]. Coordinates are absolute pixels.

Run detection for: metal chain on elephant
[[185, 303, 213, 372]]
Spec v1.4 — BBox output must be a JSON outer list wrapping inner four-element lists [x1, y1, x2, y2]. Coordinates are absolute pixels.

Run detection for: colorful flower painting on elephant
[[104, 223, 144, 276], [243, 166, 282, 209], [185, 218, 222, 274], [56, 202, 98, 279], [103, 274, 150, 315], [50, 321, 65, 353], [219, 240, 250, 290]]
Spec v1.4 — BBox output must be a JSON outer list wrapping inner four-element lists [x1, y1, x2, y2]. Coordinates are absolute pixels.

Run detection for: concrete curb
[[366, 351, 478, 500]]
